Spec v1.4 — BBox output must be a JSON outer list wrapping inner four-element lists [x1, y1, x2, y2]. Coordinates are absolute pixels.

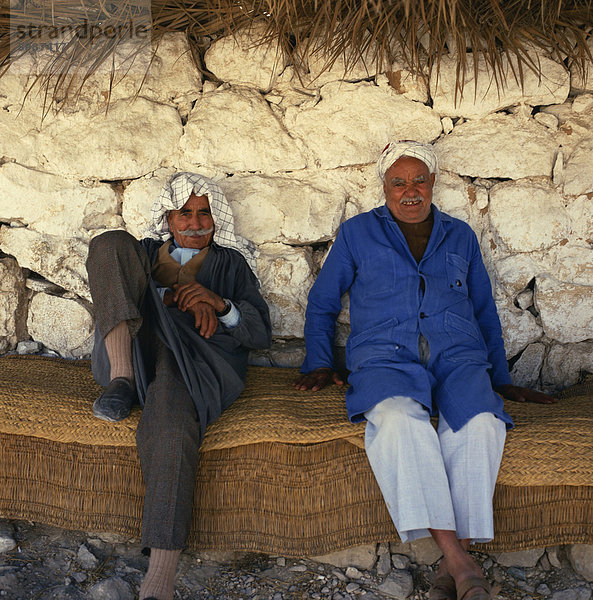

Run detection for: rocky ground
[[0, 520, 592, 600]]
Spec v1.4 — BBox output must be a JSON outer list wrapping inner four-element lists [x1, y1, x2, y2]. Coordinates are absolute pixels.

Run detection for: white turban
[[146, 172, 259, 277], [377, 141, 438, 181]]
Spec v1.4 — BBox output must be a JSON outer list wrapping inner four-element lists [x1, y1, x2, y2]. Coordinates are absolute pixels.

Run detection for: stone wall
[[0, 32, 592, 391]]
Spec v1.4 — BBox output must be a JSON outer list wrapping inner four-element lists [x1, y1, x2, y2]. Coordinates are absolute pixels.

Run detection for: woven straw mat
[[0, 355, 364, 450], [1, 355, 592, 487]]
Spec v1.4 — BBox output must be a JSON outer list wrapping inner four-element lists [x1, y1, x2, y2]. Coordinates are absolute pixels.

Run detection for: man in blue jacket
[[294, 142, 553, 600]]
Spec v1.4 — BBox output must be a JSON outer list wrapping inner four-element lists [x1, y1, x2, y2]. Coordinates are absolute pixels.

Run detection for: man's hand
[[495, 384, 556, 404], [185, 301, 219, 338], [173, 282, 226, 313], [293, 368, 344, 391]]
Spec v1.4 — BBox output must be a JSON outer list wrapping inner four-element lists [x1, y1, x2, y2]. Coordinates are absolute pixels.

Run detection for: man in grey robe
[[86, 172, 272, 600]]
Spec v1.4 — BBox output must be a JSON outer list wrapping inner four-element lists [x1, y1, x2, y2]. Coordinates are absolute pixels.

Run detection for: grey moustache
[[177, 227, 214, 237]]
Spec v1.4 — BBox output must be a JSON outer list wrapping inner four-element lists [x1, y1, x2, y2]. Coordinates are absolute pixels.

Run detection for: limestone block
[[249, 339, 306, 368], [122, 169, 175, 239], [0, 63, 50, 163], [564, 141, 593, 196], [557, 100, 593, 141], [510, 343, 546, 388], [535, 112, 559, 131], [516, 289, 534, 310], [535, 275, 593, 343], [432, 171, 471, 224], [0, 227, 90, 301], [181, 86, 306, 173], [140, 33, 203, 107], [222, 172, 345, 245], [49, 33, 202, 112], [570, 38, 593, 93], [542, 245, 593, 287], [496, 299, 543, 358], [542, 341, 593, 390], [493, 548, 545, 568], [257, 243, 315, 338], [31, 97, 182, 180], [0, 163, 119, 237], [27, 293, 94, 358], [565, 195, 593, 245], [377, 67, 430, 103], [341, 165, 383, 217], [16, 340, 42, 355], [567, 545, 593, 581], [301, 45, 380, 88], [435, 114, 558, 179], [431, 52, 569, 119], [489, 179, 570, 253], [204, 27, 284, 92], [389, 538, 442, 565], [284, 81, 442, 169], [0, 256, 27, 354], [493, 253, 540, 296], [311, 544, 377, 570], [0, 108, 37, 165], [553, 97, 593, 159], [431, 172, 489, 235]]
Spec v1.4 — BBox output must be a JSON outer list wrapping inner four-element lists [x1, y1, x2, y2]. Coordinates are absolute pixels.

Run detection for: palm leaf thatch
[[0, 0, 592, 106]]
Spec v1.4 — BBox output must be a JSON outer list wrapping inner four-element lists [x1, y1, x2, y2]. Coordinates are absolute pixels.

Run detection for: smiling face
[[383, 156, 436, 223], [167, 193, 214, 249]]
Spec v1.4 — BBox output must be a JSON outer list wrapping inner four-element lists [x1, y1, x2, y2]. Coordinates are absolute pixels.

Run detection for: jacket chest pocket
[[446, 252, 469, 296], [357, 249, 397, 300]]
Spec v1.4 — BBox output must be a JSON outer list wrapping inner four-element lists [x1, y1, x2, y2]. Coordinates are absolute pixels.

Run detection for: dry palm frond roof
[[0, 0, 592, 104]]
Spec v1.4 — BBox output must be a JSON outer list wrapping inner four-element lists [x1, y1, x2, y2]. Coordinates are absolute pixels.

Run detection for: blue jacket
[[301, 204, 513, 432]]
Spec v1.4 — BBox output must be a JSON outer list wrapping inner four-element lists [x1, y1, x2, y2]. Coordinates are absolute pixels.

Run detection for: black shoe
[[93, 377, 136, 422]]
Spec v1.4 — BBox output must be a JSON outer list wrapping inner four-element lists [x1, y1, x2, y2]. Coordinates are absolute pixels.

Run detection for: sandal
[[429, 572, 457, 600], [456, 575, 500, 600]]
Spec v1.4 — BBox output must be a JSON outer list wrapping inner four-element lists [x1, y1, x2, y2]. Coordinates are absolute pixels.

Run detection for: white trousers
[[364, 396, 506, 544]]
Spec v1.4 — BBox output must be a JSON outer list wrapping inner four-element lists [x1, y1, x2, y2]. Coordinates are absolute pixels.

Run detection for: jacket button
[[455, 279, 462, 286], [420, 312, 426, 319]]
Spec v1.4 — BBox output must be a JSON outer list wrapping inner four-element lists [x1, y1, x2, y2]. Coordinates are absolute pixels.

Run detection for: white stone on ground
[[311, 544, 378, 570], [568, 545, 593, 582], [493, 548, 545, 568], [377, 569, 414, 599], [88, 576, 134, 600]]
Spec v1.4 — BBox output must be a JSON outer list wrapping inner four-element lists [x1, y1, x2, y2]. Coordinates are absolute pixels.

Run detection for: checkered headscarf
[[377, 141, 438, 181], [147, 172, 259, 277]]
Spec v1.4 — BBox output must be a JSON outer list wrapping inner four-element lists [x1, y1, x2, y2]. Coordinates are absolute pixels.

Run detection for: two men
[[86, 173, 271, 600], [295, 142, 553, 600]]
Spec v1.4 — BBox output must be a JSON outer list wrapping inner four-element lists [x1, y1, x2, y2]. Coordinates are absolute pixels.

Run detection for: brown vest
[[151, 240, 210, 287]]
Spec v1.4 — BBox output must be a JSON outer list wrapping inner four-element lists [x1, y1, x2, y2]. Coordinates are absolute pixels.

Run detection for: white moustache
[[177, 227, 214, 237]]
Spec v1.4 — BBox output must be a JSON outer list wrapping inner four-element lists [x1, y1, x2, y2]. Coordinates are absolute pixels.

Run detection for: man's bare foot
[[442, 556, 493, 600]]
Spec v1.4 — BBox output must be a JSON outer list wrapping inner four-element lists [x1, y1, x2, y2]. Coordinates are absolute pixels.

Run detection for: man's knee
[[464, 411, 505, 440], [366, 396, 428, 432], [89, 229, 138, 256]]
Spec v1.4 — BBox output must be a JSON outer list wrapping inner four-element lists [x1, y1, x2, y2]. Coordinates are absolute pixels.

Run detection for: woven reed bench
[[0, 354, 592, 556]]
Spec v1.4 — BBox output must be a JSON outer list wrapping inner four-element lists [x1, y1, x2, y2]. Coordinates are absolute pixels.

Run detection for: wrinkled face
[[167, 194, 214, 249], [383, 156, 435, 223]]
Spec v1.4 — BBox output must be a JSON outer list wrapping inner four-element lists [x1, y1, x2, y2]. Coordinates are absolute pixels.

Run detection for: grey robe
[[92, 239, 272, 438]]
